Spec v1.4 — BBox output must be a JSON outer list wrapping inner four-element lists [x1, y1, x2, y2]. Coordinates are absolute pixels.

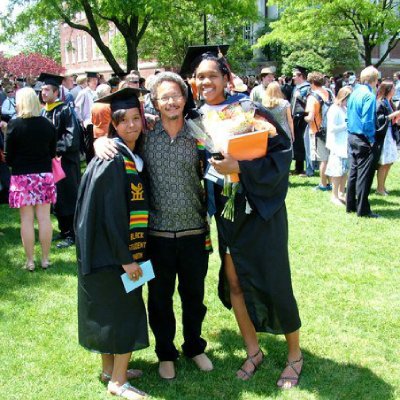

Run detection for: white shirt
[[326, 104, 348, 158]]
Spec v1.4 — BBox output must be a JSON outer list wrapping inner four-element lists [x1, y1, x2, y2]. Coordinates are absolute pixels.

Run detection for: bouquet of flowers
[[187, 102, 276, 220]]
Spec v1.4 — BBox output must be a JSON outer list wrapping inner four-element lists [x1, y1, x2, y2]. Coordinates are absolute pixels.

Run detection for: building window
[[71, 39, 76, 64], [243, 24, 254, 44], [82, 35, 87, 61], [77, 35, 82, 62], [64, 40, 69, 65], [92, 38, 97, 60]]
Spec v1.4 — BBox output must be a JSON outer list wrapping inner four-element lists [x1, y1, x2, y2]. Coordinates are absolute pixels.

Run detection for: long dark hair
[[377, 80, 394, 100], [108, 109, 127, 138], [377, 80, 395, 110]]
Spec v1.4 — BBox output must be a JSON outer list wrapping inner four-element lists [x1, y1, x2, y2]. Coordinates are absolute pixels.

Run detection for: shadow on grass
[[127, 329, 395, 400], [0, 224, 78, 299], [288, 180, 317, 189]]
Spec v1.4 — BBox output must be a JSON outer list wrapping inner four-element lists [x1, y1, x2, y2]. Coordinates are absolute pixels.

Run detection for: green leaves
[[258, 0, 400, 69], [2, 0, 258, 73]]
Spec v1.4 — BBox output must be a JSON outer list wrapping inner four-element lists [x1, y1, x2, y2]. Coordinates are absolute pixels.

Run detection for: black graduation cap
[[293, 65, 308, 76], [95, 87, 148, 112], [86, 71, 99, 78], [180, 44, 229, 77], [38, 73, 64, 86]]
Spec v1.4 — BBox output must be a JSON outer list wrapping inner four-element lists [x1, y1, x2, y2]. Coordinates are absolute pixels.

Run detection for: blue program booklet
[[121, 260, 155, 293]]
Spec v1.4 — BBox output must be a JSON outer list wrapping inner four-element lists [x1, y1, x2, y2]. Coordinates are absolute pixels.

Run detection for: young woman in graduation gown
[[75, 88, 149, 399], [194, 53, 303, 389]]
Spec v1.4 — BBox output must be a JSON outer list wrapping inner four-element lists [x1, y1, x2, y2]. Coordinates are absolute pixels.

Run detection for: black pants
[[147, 233, 209, 361], [346, 134, 380, 216], [84, 124, 95, 165], [292, 116, 307, 172], [57, 214, 75, 239]]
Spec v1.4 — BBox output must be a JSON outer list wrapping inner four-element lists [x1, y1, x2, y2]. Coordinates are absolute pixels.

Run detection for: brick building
[[60, 13, 158, 78], [60, 4, 400, 79]]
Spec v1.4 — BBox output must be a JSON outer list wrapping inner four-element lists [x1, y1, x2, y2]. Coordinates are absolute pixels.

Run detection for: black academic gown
[[211, 101, 301, 335], [42, 103, 81, 217], [74, 146, 149, 354]]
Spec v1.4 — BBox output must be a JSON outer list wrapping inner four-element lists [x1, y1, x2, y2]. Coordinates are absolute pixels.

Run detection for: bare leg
[[320, 161, 328, 187], [277, 329, 303, 389], [102, 354, 114, 376], [330, 177, 342, 205], [111, 353, 131, 385], [224, 254, 263, 380], [20, 206, 35, 265], [35, 203, 52, 266], [384, 164, 392, 192], [339, 174, 348, 201], [376, 165, 388, 193], [108, 353, 147, 398]]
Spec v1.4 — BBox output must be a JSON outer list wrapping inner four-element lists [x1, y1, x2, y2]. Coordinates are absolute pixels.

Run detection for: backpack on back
[[311, 90, 333, 141]]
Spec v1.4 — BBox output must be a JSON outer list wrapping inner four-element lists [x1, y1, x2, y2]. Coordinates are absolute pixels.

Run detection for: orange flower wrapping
[[224, 119, 276, 182]]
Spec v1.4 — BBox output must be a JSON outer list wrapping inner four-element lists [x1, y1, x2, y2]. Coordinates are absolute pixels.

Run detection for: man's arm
[[93, 136, 118, 160]]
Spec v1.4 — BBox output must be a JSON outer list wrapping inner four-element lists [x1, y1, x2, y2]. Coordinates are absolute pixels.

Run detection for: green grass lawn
[[0, 163, 399, 400]]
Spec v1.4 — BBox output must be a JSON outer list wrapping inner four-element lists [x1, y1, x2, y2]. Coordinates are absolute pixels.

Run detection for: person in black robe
[[39, 73, 81, 248], [75, 88, 149, 399], [291, 66, 311, 175], [193, 50, 302, 389]]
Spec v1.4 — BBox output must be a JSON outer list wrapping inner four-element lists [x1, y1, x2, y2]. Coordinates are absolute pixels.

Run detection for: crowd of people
[[0, 45, 399, 399], [244, 65, 399, 216]]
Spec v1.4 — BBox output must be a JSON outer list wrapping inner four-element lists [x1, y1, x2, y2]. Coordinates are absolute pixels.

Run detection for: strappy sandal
[[237, 348, 264, 381], [277, 355, 303, 389], [24, 261, 35, 272], [107, 381, 148, 399], [100, 369, 143, 383]]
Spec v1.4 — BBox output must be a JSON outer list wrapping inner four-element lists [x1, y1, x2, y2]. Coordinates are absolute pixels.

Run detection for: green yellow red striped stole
[[196, 140, 213, 253], [123, 156, 138, 175], [122, 153, 149, 262], [130, 210, 149, 229], [196, 139, 205, 151]]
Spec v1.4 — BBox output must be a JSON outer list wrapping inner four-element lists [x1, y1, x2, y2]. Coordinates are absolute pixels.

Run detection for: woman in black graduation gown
[[193, 52, 303, 389], [75, 88, 149, 399]]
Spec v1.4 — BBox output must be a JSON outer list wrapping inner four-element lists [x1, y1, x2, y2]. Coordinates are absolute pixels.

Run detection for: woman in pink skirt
[[4, 87, 57, 271]]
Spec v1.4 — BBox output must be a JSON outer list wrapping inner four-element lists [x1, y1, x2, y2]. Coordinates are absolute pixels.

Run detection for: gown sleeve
[[75, 155, 133, 275], [237, 106, 292, 222]]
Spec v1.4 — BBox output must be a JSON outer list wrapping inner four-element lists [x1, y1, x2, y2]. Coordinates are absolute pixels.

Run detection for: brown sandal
[[237, 348, 264, 381], [277, 355, 303, 389]]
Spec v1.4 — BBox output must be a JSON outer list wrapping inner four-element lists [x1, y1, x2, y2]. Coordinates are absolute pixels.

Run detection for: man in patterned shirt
[[94, 72, 212, 380]]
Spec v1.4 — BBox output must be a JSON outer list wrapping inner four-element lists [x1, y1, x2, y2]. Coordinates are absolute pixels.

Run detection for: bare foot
[[236, 349, 264, 381], [277, 355, 303, 389], [331, 197, 344, 206]]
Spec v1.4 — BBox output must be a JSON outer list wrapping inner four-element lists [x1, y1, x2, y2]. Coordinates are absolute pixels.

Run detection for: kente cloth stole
[[123, 155, 149, 262], [196, 139, 213, 253]]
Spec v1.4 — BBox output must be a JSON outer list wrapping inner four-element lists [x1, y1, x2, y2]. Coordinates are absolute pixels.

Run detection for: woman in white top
[[325, 86, 352, 205]]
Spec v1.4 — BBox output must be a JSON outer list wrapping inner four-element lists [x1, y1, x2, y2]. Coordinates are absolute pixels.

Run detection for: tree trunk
[[125, 38, 139, 72], [363, 38, 373, 67]]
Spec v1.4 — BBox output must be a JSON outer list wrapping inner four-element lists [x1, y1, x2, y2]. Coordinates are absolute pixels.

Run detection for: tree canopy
[[1, 0, 258, 74], [0, 51, 64, 79], [256, 0, 400, 71]]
